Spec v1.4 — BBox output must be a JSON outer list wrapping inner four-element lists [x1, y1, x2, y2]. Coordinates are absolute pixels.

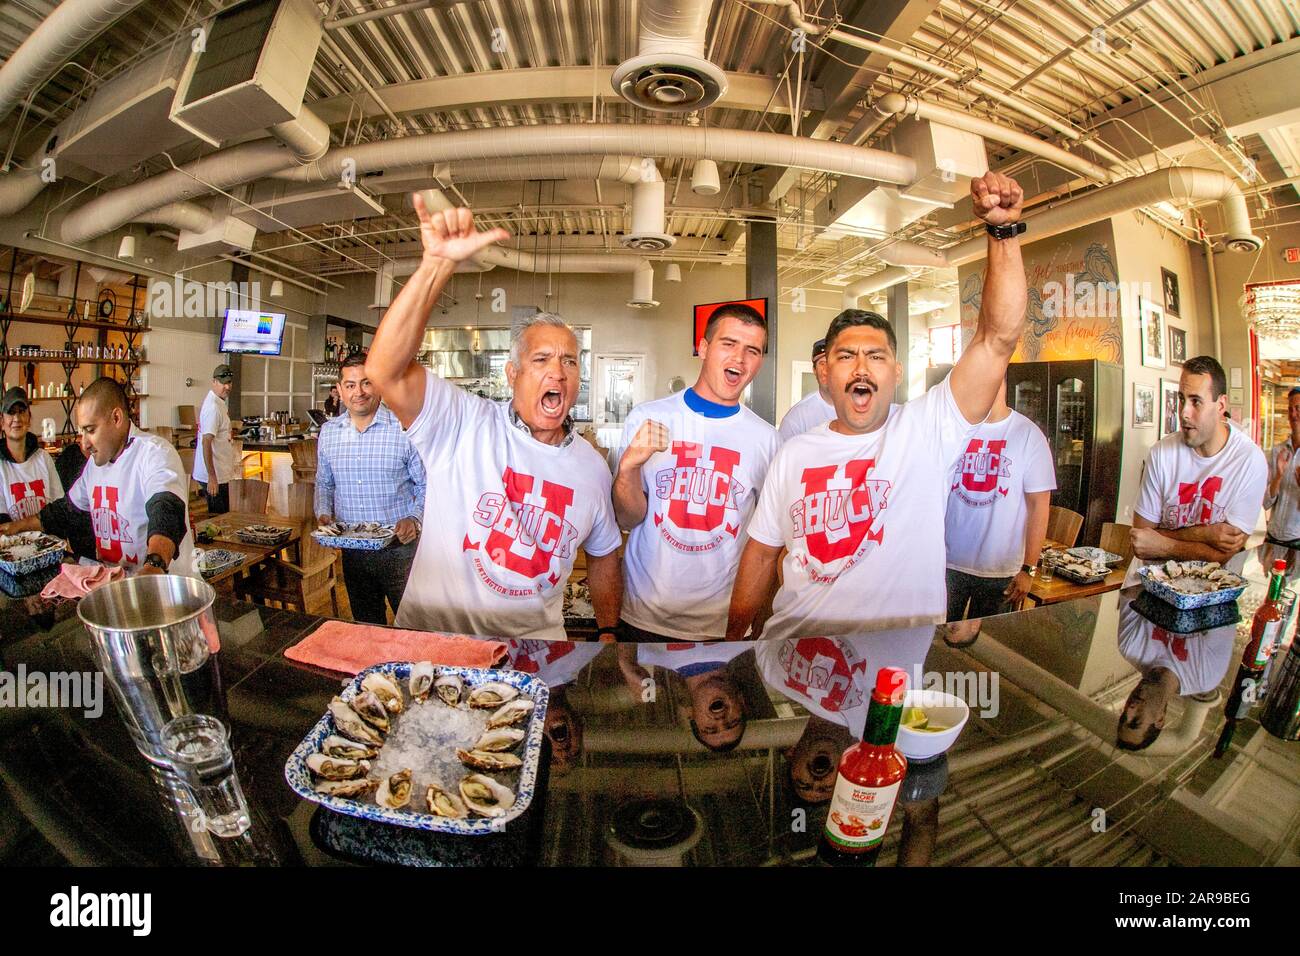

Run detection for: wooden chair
[[177, 447, 202, 502], [152, 425, 175, 446], [234, 517, 341, 616], [1047, 505, 1085, 548], [175, 404, 197, 449], [286, 481, 318, 519], [1099, 522, 1134, 564], [289, 438, 317, 482], [228, 478, 270, 515]]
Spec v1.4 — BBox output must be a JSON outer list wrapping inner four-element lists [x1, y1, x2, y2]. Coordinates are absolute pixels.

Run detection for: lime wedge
[[901, 707, 928, 729]]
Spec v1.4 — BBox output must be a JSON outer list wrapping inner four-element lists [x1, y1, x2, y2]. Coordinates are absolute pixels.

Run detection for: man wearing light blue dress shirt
[[315, 352, 427, 624]]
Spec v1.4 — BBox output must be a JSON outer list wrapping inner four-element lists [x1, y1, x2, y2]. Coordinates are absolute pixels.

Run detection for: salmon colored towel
[[40, 563, 125, 600], [284, 620, 507, 674]]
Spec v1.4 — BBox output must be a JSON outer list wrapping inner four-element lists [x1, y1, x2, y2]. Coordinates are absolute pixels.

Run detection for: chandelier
[[1242, 283, 1300, 339]]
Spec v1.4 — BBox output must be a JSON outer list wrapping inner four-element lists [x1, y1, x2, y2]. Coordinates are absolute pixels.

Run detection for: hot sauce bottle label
[[823, 778, 902, 850], [1256, 621, 1281, 667]]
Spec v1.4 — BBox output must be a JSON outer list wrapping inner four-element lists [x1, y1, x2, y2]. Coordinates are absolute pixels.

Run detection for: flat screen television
[[219, 309, 286, 356], [692, 297, 768, 355]]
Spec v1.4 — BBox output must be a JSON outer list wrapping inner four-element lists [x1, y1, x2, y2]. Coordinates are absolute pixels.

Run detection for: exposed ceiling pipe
[[271, 123, 917, 188], [66, 122, 914, 243], [130, 201, 220, 235], [873, 92, 1116, 184], [842, 266, 910, 308], [0, 0, 151, 124], [268, 109, 332, 164], [0, 166, 49, 217], [752, 0, 1131, 172], [61, 139, 300, 243], [613, 0, 725, 113]]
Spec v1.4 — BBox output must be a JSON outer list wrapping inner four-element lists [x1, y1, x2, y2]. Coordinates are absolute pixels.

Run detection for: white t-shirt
[[778, 389, 836, 442], [193, 390, 238, 484], [1134, 423, 1267, 535], [755, 627, 934, 737], [748, 376, 978, 639], [616, 390, 780, 639], [945, 410, 1056, 577], [395, 370, 623, 641], [0, 447, 64, 520], [636, 641, 751, 674], [502, 638, 604, 688], [1117, 603, 1234, 696], [66, 427, 196, 577], [1264, 439, 1300, 542]]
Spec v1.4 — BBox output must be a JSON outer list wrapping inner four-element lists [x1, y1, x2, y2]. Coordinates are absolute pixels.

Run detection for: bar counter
[[0, 545, 1295, 867]]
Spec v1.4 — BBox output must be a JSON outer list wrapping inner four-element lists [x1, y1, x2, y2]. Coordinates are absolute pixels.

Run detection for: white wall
[[139, 328, 225, 429]]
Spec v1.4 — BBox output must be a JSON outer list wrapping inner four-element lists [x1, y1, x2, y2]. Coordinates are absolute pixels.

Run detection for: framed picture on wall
[[1168, 325, 1187, 366], [1133, 382, 1155, 428], [1159, 378, 1181, 438], [1140, 297, 1166, 369], [1161, 267, 1181, 318]]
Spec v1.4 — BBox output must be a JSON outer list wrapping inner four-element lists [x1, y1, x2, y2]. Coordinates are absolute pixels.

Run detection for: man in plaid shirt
[[315, 351, 427, 624]]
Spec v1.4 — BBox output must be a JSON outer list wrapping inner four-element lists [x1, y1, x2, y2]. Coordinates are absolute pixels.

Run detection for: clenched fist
[[971, 171, 1024, 227], [619, 419, 670, 474]]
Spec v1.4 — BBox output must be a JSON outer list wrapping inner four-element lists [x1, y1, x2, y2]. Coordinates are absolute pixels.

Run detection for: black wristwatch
[[143, 552, 169, 571], [1021, 564, 1035, 575], [597, 625, 622, 639], [986, 221, 1027, 240]]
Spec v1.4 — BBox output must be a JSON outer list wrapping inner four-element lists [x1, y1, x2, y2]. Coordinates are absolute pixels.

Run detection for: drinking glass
[[1037, 558, 1055, 584], [161, 714, 251, 838]]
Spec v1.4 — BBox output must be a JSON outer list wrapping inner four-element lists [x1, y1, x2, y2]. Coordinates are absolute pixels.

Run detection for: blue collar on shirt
[[683, 388, 740, 419], [675, 661, 727, 677]]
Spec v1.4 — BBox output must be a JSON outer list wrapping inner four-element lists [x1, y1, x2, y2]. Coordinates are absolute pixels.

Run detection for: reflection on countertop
[[0, 543, 1296, 867]]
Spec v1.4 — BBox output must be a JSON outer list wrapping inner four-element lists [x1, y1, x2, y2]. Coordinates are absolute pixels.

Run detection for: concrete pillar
[[746, 217, 778, 424]]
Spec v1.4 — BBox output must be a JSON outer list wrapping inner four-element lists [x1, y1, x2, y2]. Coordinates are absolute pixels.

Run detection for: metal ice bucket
[[78, 574, 220, 766]]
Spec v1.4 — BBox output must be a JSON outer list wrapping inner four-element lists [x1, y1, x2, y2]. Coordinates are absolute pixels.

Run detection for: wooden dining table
[[1023, 541, 1129, 606], [194, 512, 305, 587]]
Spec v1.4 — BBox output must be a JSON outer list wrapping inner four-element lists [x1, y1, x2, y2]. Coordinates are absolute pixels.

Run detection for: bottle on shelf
[[817, 666, 909, 867], [1214, 559, 1288, 758]]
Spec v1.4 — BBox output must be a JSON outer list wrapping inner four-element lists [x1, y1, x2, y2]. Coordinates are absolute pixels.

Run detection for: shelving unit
[[0, 251, 151, 437]]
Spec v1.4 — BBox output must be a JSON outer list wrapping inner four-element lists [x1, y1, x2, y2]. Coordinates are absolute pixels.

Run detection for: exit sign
[[1287, 247, 1300, 264]]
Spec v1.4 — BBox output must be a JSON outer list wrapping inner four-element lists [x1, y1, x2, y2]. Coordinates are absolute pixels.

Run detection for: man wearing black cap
[[778, 338, 835, 441], [0, 386, 64, 524], [194, 364, 238, 515]]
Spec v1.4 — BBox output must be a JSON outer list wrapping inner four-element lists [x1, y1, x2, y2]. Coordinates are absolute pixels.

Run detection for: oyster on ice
[[351, 689, 392, 732], [361, 672, 404, 713], [321, 734, 378, 760], [475, 727, 525, 752], [459, 774, 516, 818], [328, 697, 385, 746], [314, 778, 378, 798], [456, 748, 524, 771], [409, 661, 435, 701], [467, 682, 519, 709], [306, 752, 370, 780], [434, 674, 464, 706], [376, 769, 414, 809], [486, 698, 534, 728], [425, 784, 468, 819]]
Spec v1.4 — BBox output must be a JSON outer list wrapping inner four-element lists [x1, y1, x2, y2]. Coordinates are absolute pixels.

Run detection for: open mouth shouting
[[723, 365, 744, 389], [540, 387, 565, 417], [846, 377, 876, 414]]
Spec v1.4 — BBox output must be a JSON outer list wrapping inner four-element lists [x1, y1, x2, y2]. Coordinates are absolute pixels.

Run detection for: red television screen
[[692, 297, 768, 355]]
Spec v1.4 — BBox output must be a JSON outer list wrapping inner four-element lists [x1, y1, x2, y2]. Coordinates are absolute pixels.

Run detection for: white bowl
[[896, 689, 969, 761]]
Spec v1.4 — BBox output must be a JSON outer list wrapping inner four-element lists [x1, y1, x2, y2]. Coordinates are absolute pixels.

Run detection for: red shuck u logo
[[1176, 476, 1223, 525], [476, 467, 578, 580], [8, 478, 46, 518], [90, 484, 125, 564], [959, 438, 1008, 493], [660, 441, 742, 532], [793, 459, 890, 564]]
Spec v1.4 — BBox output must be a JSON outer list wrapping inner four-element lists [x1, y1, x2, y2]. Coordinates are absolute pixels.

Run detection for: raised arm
[[612, 419, 669, 530], [948, 172, 1028, 425], [365, 196, 509, 428]]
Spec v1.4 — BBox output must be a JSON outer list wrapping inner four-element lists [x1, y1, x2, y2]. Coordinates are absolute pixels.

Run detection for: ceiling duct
[[612, 0, 726, 113], [169, 0, 325, 156]]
